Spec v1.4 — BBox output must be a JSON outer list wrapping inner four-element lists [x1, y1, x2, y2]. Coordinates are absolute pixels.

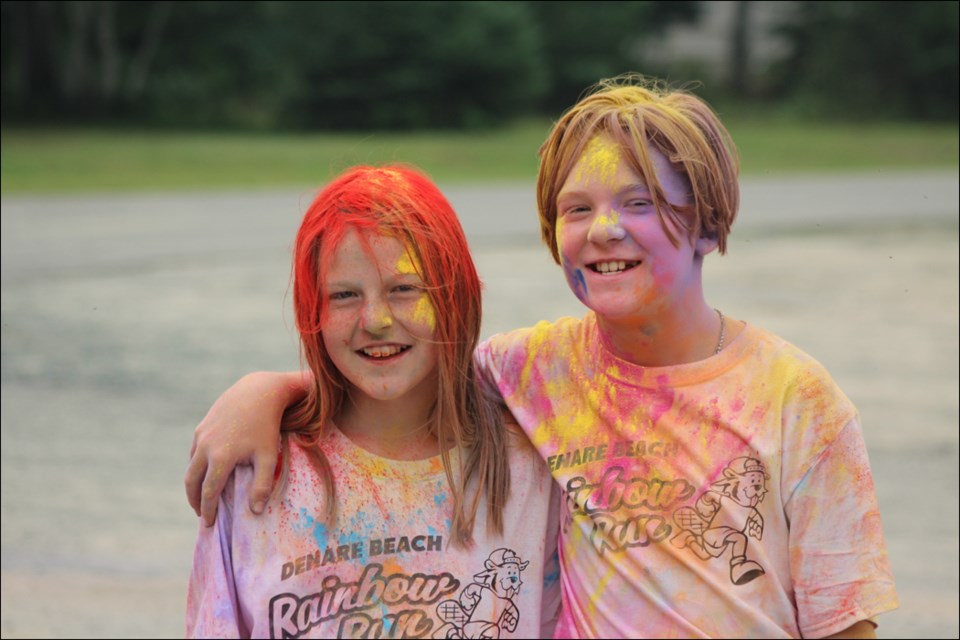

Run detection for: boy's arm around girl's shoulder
[[186, 370, 310, 527]]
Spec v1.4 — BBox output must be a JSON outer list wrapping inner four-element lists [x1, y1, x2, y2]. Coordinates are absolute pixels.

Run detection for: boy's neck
[[596, 302, 730, 367]]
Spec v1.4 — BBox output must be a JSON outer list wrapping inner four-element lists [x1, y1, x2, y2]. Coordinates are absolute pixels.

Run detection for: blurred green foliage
[[1, 1, 957, 130], [769, 1, 959, 120], [0, 0, 688, 129], [283, 1, 547, 129], [521, 1, 699, 112]]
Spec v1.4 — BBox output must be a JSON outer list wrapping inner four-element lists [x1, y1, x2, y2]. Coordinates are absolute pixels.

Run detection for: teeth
[[361, 345, 406, 358], [595, 260, 633, 274]]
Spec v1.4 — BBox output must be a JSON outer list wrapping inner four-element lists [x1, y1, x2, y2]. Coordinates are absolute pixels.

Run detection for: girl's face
[[321, 227, 439, 409], [554, 134, 714, 322]]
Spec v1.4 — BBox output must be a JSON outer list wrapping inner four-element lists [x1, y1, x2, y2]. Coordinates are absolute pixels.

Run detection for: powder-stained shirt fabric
[[187, 426, 561, 639], [476, 314, 899, 639]]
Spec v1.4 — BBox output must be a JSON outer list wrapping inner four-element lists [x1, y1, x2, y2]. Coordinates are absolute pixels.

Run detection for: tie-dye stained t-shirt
[[187, 426, 560, 639], [476, 313, 898, 639]]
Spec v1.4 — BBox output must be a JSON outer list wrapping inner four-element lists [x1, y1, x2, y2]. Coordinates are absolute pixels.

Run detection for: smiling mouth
[[589, 260, 640, 274], [359, 345, 411, 359]]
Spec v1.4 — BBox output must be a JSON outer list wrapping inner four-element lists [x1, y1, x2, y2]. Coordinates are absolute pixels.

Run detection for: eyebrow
[[557, 183, 653, 201], [326, 271, 423, 288], [388, 271, 424, 282]]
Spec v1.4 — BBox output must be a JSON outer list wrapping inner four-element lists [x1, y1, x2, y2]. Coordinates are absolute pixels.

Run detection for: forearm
[[186, 369, 313, 524], [251, 369, 311, 420], [823, 619, 877, 639], [202, 370, 310, 440]]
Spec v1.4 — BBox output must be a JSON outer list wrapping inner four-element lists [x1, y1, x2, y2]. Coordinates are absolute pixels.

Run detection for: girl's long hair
[[277, 164, 509, 547]]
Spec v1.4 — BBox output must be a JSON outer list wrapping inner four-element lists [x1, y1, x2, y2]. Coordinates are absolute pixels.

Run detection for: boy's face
[[321, 228, 439, 407], [554, 134, 714, 321]]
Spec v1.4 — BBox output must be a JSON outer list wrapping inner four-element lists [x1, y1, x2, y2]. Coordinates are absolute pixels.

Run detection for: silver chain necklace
[[714, 308, 726, 355]]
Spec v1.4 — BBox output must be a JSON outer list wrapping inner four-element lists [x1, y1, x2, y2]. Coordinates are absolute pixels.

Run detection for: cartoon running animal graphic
[[434, 548, 528, 639], [671, 457, 768, 585]]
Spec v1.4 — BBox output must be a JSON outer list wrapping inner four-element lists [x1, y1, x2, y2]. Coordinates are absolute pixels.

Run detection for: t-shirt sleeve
[[785, 416, 899, 638], [476, 324, 555, 401], [475, 337, 502, 397], [185, 475, 245, 638]]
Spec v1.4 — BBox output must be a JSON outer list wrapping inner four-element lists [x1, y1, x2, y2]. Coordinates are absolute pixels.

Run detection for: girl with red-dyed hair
[[187, 165, 559, 639]]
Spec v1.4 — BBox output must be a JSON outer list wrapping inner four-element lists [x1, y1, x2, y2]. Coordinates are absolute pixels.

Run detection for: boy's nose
[[587, 211, 626, 243], [361, 299, 394, 334]]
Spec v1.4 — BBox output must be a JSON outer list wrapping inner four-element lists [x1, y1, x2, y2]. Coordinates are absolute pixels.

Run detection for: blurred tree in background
[[139, 1, 294, 128], [520, 0, 699, 112], [280, 1, 546, 129], [1, 0, 957, 130], [770, 0, 959, 120], [1, 0, 178, 121]]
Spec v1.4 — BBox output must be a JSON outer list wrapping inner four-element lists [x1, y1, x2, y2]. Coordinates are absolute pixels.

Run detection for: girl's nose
[[587, 211, 626, 243], [361, 299, 393, 334]]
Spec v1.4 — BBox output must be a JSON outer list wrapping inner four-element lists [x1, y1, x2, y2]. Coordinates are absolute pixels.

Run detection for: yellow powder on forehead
[[395, 250, 421, 276], [574, 135, 621, 186]]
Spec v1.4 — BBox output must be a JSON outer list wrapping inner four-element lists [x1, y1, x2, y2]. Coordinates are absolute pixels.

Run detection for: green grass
[[2, 118, 956, 194], [727, 118, 959, 176]]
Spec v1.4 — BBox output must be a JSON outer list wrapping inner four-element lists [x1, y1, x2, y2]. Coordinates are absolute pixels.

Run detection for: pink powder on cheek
[[647, 258, 677, 285], [321, 309, 357, 335]]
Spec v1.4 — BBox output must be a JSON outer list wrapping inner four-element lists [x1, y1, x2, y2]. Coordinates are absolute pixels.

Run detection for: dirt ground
[[2, 171, 957, 638]]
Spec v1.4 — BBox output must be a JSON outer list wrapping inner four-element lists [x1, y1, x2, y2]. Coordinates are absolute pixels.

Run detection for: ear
[[695, 234, 719, 257]]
